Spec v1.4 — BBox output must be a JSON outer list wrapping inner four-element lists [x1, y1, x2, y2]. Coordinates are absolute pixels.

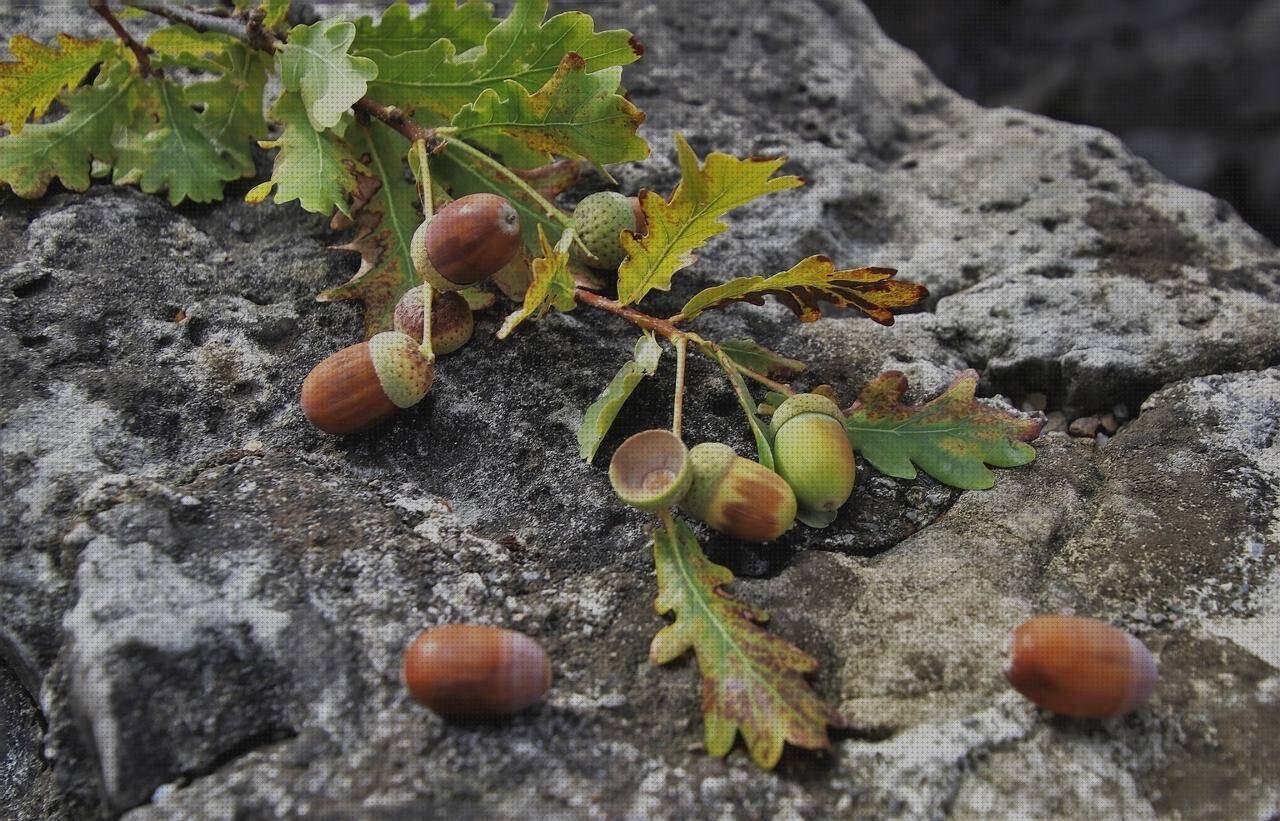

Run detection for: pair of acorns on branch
[[610, 393, 858, 540], [301, 191, 643, 435]]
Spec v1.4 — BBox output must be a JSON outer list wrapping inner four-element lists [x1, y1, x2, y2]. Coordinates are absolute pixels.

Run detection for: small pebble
[[1095, 433, 1110, 447], [1099, 413, 1119, 434], [1043, 411, 1068, 433], [1068, 415, 1101, 437], [1113, 403, 1129, 420], [1021, 392, 1048, 412]]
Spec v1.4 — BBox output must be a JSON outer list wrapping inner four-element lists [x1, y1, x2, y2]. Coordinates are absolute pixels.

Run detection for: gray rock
[[1, 0, 1277, 818]]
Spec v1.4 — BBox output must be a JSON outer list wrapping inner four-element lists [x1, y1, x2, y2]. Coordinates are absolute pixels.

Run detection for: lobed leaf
[[112, 78, 244, 205], [678, 255, 928, 325], [577, 332, 662, 461], [616, 134, 803, 306], [0, 34, 115, 134], [184, 43, 270, 176], [650, 519, 841, 769], [497, 226, 577, 339], [259, 91, 363, 216], [353, 0, 498, 56], [316, 123, 421, 335], [718, 338, 806, 380], [450, 54, 649, 170], [146, 24, 237, 72], [279, 19, 378, 131], [0, 62, 134, 198], [845, 369, 1043, 490], [364, 0, 641, 121]]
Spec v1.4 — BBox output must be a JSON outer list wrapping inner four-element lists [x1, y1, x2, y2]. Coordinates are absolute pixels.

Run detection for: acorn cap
[[368, 331, 433, 408], [609, 429, 692, 512], [770, 393, 843, 435]]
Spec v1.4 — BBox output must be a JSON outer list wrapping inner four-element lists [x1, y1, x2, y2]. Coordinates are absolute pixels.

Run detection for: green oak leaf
[[450, 54, 649, 169], [0, 61, 134, 198], [262, 0, 290, 29], [678, 255, 928, 326], [650, 518, 841, 769], [577, 332, 662, 461], [258, 91, 363, 216], [185, 43, 270, 175], [616, 134, 803, 306], [365, 0, 641, 120], [498, 226, 577, 339], [317, 122, 421, 336], [845, 369, 1043, 490], [718, 339, 807, 380], [0, 34, 115, 134], [714, 347, 775, 470], [112, 77, 244, 205], [145, 24, 237, 72], [279, 19, 378, 131], [353, 0, 497, 56]]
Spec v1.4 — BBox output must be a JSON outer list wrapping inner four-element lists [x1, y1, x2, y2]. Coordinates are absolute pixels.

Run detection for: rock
[[1068, 415, 1102, 438], [1020, 392, 1048, 412], [1042, 411, 1069, 434], [1099, 412, 1120, 434], [1, 0, 1278, 818]]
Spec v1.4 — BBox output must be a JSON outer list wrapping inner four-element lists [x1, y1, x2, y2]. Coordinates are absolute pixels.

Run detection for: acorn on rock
[[301, 331, 432, 435], [609, 429, 692, 512], [422, 193, 522, 288], [403, 624, 552, 718], [1005, 614, 1158, 719], [680, 442, 797, 542], [769, 393, 856, 528], [570, 191, 641, 270], [393, 286, 475, 355]]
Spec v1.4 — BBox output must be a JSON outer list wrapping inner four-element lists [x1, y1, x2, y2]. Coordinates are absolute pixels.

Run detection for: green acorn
[[680, 443, 797, 542], [570, 191, 640, 270], [769, 394, 856, 528]]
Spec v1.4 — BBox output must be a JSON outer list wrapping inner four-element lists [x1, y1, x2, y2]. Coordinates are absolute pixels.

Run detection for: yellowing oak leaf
[[0, 34, 115, 134], [0, 62, 135, 198], [449, 54, 649, 170], [616, 134, 803, 306], [279, 19, 377, 131], [651, 519, 841, 769], [317, 123, 421, 335], [677, 254, 928, 325], [497, 226, 577, 339], [845, 369, 1043, 490]]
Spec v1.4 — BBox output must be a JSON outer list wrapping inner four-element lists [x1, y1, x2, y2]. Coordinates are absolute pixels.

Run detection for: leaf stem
[[438, 136, 572, 228], [90, 0, 152, 75], [728, 361, 795, 396], [572, 288, 690, 343], [672, 335, 687, 438]]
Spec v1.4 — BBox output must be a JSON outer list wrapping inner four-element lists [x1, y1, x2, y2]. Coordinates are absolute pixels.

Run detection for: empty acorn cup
[[609, 429, 692, 512]]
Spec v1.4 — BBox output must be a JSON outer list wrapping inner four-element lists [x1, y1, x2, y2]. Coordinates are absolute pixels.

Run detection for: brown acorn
[[403, 624, 552, 718], [679, 442, 797, 542], [1005, 614, 1158, 718], [424, 193, 522, 287], [300, 331, 433, 435], [392, 286, 475, 355]]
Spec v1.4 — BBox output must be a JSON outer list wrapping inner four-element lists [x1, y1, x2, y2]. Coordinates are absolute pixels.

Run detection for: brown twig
[[573, 288, 687, 342], [89, 0, 152, 75], [352, 97, 440, 149], [127, 1, 280, 51]]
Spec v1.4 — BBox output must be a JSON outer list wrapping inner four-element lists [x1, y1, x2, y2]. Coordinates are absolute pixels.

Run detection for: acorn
[[770, 394, 856, 528], [423, 193, 522, 288], [609, 429, 692, 512], [679, 442, 797, 542], [1005, 614, 1158, 719], [300, 331, 432, 435], [403, 624, 552, 718], [570, 191, 639, 270], [393, 286, 475, 355]]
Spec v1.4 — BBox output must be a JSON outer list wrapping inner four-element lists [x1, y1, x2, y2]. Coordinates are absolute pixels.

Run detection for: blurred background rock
[[864, 0, 1280, 243]]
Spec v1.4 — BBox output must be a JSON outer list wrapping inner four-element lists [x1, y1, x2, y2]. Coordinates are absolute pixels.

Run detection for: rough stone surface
[[2, 0, 1278, 818]]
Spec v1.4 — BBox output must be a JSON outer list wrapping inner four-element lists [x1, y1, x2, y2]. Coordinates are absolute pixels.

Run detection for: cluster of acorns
[[609, 393, 856, 543], [300, 190, 644, 435]]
